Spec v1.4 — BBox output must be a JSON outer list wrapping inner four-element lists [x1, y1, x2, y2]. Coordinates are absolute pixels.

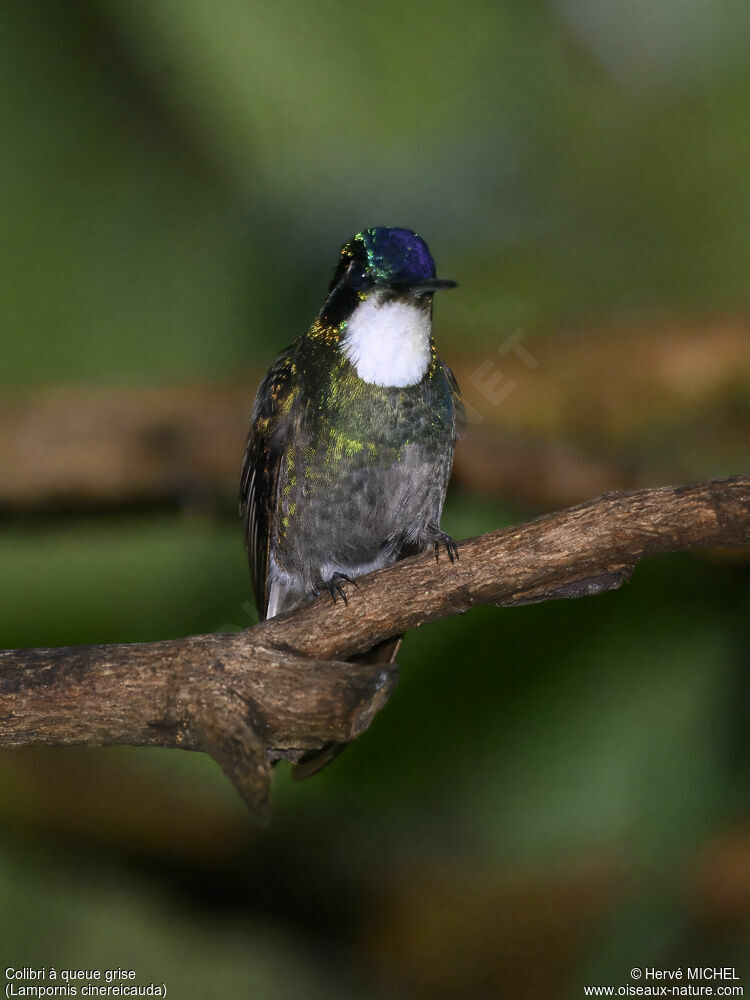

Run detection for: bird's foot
[[435, 534, 459, 564], [423, 529, 459, 564], [320, 572, 358, 606]]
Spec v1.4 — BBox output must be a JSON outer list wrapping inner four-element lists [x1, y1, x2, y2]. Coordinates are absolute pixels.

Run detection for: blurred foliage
[[1, 1, 749, 997], [4, 1, 750, 385]]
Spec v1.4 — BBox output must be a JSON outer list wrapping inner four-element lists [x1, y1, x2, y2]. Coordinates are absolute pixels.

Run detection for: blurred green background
[[1, 2, 749, 997]]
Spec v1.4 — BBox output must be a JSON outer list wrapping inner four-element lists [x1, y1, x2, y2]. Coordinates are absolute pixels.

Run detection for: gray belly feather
[[266, 371, 456, 617]]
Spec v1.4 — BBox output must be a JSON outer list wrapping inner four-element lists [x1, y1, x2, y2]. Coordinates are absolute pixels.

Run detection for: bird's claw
[[432, 533, 459, 564], [323, 573, 358, 605]]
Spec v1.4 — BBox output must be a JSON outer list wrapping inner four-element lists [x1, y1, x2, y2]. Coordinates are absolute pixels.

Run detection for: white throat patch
[[342, 295, 432, 388]]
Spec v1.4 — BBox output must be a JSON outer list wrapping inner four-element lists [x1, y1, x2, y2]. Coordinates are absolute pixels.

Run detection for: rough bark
[[1, 476, 747, 820]]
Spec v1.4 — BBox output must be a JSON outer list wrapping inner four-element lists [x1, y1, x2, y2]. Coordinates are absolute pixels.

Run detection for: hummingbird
[[240, 227, 461, 774]]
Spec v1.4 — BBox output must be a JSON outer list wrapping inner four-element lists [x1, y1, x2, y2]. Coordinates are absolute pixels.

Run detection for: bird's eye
[[346, 259, 370, 291]]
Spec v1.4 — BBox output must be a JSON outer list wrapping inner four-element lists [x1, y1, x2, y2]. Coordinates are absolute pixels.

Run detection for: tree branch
[[1, 477, 747, 820], [1, 319, 747, 513]]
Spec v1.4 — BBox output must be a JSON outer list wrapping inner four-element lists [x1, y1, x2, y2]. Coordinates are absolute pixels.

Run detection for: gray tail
[[265, 579, 307, 620], [291, 635, 402, 781]]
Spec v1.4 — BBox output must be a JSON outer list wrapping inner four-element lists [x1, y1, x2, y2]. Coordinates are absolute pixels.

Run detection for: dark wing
[[440, 359, 464, 440], [239, 351, 299, 620]]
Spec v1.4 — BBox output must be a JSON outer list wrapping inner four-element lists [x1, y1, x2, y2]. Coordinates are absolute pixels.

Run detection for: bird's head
[[320, 228, 455, 388], [321, 227, 455, 327]]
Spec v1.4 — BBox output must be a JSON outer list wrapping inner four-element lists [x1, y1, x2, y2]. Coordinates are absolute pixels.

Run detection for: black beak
[[414, 278, 457, 294], [388, 278, 457, 295]]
